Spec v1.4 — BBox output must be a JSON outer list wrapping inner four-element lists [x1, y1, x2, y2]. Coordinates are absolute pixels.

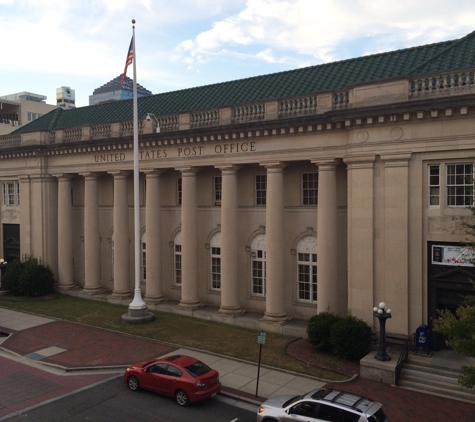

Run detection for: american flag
[[121, 37, 134, 87]]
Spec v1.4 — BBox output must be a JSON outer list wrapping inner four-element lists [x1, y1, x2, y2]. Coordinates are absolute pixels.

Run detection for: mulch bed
[[286, 338, 359, 378]]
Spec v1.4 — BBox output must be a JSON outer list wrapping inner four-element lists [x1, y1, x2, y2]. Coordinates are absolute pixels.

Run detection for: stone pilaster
[[314, 159, 339, 314], [380, 153, 412, 335], [344, 156, 376, 322]]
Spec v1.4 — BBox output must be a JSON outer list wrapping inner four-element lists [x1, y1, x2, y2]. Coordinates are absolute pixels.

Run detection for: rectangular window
[[214, 176, 222, 206], [428, 165, 440, 207], [211, 247, 221, 290], [446, 164, 474, 207], [298, 253, 317, 302], [302, 172, 318, 205], [251, 250, 266, 295], [177, 177, 182, 205], [2, 182, 20, 206], [174, 244, 182, 285], [255, 174, 267, 206]]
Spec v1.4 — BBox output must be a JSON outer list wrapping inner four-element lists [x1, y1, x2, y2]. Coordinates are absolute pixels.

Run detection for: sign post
[[256, 331, 266, 397]]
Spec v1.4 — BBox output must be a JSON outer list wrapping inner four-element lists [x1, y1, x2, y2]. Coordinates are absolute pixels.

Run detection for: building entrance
[[3, 224, 20, 263], [428, 242, 475, 350]]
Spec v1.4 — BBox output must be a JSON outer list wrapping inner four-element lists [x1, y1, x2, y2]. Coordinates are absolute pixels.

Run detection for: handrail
[[395, 333, 414, 384]]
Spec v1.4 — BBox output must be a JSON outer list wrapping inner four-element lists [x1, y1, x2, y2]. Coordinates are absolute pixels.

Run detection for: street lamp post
[[373, 302, 392, 361]]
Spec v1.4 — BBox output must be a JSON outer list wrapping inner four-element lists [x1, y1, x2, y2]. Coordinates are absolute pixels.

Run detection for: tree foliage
[[433, 204, 475, 389]]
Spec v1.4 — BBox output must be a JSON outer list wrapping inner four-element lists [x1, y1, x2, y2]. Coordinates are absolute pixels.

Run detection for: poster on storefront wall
[[432, 245, 475, 266]]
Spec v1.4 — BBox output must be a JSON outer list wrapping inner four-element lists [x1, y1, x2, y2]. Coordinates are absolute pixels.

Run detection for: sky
[[1, 0, 475, 108]]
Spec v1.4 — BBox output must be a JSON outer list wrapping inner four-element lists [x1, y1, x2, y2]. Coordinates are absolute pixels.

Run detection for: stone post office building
[[2, 31, 475, 343]]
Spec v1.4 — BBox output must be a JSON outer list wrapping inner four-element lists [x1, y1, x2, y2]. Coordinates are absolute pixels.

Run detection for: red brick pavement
[[325, 378, 475, 422], [1, 321, 178, 367]]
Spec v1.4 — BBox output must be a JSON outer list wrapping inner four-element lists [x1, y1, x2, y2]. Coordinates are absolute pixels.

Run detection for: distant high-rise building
[[56, 86, 76, 109], [0, 91, 56, 135], [89, 76, 152, 106]]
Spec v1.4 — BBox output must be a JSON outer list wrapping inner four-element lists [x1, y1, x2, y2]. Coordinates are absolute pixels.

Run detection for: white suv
[[257, 388, 389, 422]]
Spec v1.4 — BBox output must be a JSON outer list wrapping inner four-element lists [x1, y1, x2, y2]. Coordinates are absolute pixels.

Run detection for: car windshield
[[283, 394, 305, 408], [184, 360, 211, 377]]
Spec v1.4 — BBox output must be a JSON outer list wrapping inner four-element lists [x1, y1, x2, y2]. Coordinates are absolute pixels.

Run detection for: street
[[3, 376, 257, 422]]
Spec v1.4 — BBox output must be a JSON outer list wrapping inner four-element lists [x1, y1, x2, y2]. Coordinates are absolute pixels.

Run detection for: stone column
[[314, 159, 339, 314], [144, 169, 165, 303], [56, 174, 75, 289], [110, 171, 131, 297], [381, 153, 411, 335], [82, 173, 102, 293], [262, 162, 288, 323], [217, 165, 242, 315], [344, 156, 376, 323], [177, 167, 201, 309]]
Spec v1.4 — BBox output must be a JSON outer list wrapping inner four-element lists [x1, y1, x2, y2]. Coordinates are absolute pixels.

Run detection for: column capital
[[311, 158, 340, 170], [53, 173, 77, 180], [379, 153, 412, 167], [175, 166, 199, 176], [344, 155, 376, 170], [215, 164, 242, 174], [259, 161, 287, 171], [109, 170, 132, 178], [143, 168, 166, 177], [80, 171, 103, 180]]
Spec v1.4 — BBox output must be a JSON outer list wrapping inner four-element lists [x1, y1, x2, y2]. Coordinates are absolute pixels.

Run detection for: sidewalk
[[1, 306, 475, 421]]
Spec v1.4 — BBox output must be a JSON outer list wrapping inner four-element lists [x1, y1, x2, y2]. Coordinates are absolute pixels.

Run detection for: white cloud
[[177, 0, 475, 66]]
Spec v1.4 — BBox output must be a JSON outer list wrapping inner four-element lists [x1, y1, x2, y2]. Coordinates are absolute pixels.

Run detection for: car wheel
[[127, 375, 140, 391], [175, 389, 189, 406]]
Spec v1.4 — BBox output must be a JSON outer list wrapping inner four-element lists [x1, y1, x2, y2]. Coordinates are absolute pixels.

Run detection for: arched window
[[297, 236, 317, 302], [174, 231, 182, 285], [251, 234, 266, 296], [210, 232, 221, 290], [141, 231, 146, 283]]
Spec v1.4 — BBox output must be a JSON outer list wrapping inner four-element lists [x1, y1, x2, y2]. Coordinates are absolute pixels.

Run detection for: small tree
[[433, 203, 475, 389], [433, 304, 475, 388]]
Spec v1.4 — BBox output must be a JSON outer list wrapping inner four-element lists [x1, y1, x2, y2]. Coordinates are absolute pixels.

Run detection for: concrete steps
[[398, 355, 475, 404]]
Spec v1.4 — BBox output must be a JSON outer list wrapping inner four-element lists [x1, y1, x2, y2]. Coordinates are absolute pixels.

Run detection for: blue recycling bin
[[415, 324, 431, 354]]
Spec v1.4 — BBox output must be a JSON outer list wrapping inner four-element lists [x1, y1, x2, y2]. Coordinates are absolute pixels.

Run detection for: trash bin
[[415, 324, 431, 355]]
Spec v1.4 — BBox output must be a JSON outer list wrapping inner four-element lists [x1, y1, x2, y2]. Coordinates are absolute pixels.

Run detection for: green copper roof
[[14, 30, 475, 134]]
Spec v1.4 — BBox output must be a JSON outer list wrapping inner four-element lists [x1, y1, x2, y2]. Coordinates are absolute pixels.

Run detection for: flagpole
[[123, 19, 153, 323]]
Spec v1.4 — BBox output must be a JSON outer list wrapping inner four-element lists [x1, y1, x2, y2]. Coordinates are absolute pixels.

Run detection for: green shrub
[[1, 258, 23, 293], [330, 315, 372, 360], [307, 312, 342, 351], [2, 255, 55, 297]]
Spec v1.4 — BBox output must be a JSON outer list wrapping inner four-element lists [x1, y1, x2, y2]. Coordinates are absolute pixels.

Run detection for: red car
[[123, 354, 221, 406]]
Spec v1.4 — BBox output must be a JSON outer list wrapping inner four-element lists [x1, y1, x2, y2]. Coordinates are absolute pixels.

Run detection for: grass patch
[[0, 293, 347, 381]]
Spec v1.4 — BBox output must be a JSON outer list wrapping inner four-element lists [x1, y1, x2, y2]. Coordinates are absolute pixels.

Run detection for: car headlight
[[258, 406, 265, 414]]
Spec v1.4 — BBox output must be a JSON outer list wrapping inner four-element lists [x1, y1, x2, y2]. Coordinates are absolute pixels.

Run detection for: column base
[[144, 294, 166, 304], [82, 286, 104, 295], [56, 282, 77, 291], [110, 289, 132, 298], [216, 306, 243, 317], [177, 299, 201, 310], [261, 311, 288, 325]]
